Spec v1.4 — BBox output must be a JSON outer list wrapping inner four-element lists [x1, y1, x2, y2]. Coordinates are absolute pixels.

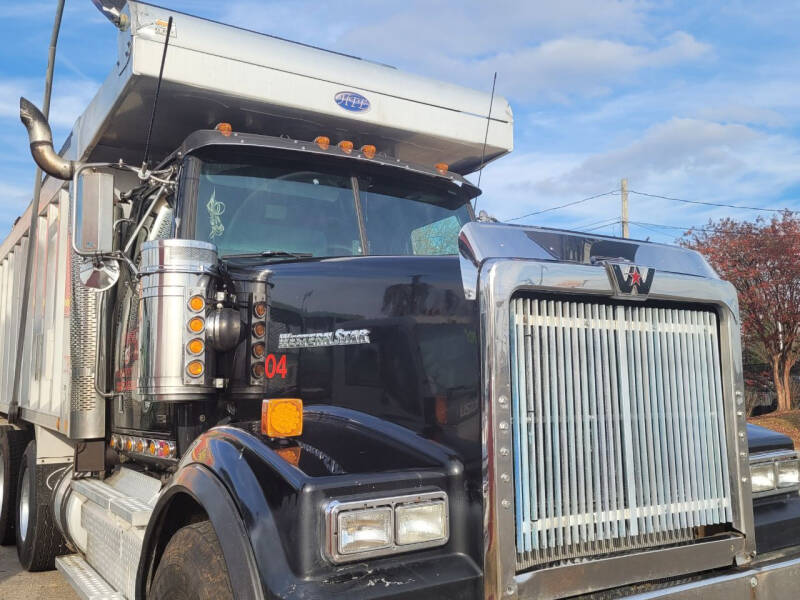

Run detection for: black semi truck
[[0, 2, 798, 599]]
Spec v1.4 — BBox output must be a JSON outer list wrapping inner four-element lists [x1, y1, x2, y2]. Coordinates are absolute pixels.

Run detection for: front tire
[[15, 441, 68, 571], [150, 521, 234, 600], [0, 426, 29, 545]]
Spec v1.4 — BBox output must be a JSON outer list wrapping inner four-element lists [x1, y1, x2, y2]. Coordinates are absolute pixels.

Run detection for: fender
[[136, 462, 266, 600], [138, 407, 482, 599]]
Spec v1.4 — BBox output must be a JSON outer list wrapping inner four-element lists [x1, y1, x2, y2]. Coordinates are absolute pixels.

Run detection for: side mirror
[[74, 170, 115, 254]]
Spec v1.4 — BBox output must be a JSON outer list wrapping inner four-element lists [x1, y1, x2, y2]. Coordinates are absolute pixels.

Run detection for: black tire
[[0, 426, 29, 545], [150, 521, 234, 600], [15, 440, 69, 571]]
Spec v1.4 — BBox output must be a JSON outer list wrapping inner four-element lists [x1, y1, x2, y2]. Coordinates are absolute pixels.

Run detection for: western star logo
[[278, 328, 371, 349], [607, 263, 655, 297]]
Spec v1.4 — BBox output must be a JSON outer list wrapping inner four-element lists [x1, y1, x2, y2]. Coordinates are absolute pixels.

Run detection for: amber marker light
[[315, 136, 331, 150], [253, 302, 267, 318], [251, 363, 265, 378], [434, 162, 449, 175], [252, 342, 265, 359], [338, 140, 354, 154], [261, 398, 303, 438], [188, 295, 205, 312], [215, 122, 233, 137], [360, 144, 376, 159], [188, 317, 205, 334], [187, 360, 204, 378], [187, 338, 205, 355], [252, 322, 266, 338]]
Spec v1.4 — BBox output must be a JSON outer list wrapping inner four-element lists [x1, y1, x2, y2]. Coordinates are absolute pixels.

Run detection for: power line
[[574, 216, 621, 230], [505, 189, 620, 222], [628, 190, 797, 214], [582, 219, 621, 233]]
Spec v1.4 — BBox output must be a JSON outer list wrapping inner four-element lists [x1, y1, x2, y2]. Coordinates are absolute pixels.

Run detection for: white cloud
[[213, 0, 704, 102], [0, 76, 100, 130], [453, 32, 710, 102], [478, 117, 800, 231]]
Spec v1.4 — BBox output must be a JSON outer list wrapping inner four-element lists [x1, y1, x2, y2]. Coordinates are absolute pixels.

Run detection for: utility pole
[[621, 178, 629, 238]]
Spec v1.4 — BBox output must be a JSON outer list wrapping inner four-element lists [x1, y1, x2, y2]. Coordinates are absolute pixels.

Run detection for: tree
[[681, 212, 800, 413]]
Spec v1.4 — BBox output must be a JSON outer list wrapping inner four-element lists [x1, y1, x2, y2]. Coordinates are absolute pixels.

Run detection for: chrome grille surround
[[510, 297, 732, 570], [476, 258, 755, 600]]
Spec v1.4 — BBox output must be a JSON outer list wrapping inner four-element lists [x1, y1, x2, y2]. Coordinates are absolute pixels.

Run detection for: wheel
[[150, 521, 234, 600], [0, 426, 29, 545], [15, 440, 68, 571]]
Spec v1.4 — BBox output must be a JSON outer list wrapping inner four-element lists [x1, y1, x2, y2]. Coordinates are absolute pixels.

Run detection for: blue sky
[[1, 1, 799, 242]]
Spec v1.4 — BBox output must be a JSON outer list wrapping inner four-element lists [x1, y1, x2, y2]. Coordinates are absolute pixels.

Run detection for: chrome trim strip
[[479, 258, 755, 600], [621, 555, 800, 600], [515, 535, 743, 599]]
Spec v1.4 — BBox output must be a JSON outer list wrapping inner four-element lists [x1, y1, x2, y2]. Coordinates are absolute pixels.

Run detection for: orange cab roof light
[[435, 162, 449, 175], [338, 140, 354, 154], [314, 136, 331, 150], [261, 398, 303, 438], [360, 144, 376, 159], [215, 122, 233, 137]]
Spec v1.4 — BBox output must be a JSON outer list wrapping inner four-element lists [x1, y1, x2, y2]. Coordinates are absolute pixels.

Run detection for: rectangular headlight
[[337, 507, 392, 555], [751, 462, 777, 493], [778, 459, 800, 488], [326, 491, 448, 563], [396, 500, 447, 545]]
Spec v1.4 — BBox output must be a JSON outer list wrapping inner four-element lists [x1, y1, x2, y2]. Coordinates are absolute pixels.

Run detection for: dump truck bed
[[78, 1, 513, 173]]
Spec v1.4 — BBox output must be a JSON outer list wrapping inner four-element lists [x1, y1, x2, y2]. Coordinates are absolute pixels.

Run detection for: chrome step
[[55, 554, 125, 600], [71, 478, 152, 527]]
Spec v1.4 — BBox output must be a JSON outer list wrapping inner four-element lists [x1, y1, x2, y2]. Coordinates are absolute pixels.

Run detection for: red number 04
[[265, 354, 287, 379]]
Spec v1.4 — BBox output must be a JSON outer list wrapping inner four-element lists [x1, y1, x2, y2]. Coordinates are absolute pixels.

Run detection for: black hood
[[747, 422, 794, 454]]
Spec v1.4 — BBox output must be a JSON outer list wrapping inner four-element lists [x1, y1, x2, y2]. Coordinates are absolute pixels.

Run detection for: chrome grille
[[510, 297, 732, 570]]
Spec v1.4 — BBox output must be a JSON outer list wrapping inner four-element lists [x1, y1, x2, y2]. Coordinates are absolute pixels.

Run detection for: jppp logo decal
[[607, 263, 655, 297], [334, 91, 371, 113]]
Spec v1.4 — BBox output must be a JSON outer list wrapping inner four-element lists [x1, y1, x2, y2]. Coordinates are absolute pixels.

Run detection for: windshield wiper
[[222, 250, 314, 260]]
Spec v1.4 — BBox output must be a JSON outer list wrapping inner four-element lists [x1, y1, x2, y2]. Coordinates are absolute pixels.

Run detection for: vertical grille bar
[[511, 297, 732, 570]]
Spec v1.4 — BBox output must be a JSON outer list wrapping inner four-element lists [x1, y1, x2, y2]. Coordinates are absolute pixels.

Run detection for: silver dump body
[[0, 0, 512, 440]]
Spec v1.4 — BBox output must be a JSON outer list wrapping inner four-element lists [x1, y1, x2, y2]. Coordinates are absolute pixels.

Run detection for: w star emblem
[[607, 263, 655, 297]]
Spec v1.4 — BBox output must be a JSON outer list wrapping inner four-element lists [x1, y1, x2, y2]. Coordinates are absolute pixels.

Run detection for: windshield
[[189, 150, 472, 258]]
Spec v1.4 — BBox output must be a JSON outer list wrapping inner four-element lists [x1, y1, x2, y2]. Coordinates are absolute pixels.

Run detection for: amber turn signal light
[[188, 317, 205, 333], [315, 136, 331, 150], [188, 295, 205, 312], [253, 302, 267, 318], [434, 162, 449, 175], [187, 360, 204, 378], [360, 144, 376, 159], [252, 322, 266, 338], [261, 398, 303, 438], [187, 338, 205, 355], [338, 140, 354, 154]]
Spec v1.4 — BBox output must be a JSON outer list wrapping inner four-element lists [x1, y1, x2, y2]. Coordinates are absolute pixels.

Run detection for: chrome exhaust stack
[[19, 96, 76, 180]]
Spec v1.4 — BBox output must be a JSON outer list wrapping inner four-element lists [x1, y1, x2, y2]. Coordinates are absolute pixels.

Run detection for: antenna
[[142, 16, 173, 172], [474, 72, 497, 214]]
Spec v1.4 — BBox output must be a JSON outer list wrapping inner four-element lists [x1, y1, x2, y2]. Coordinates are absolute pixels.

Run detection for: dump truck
[[1, 2, 799, 599]]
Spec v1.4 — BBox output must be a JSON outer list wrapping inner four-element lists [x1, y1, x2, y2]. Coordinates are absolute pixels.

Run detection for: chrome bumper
[[624, 555, 800, 600]]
